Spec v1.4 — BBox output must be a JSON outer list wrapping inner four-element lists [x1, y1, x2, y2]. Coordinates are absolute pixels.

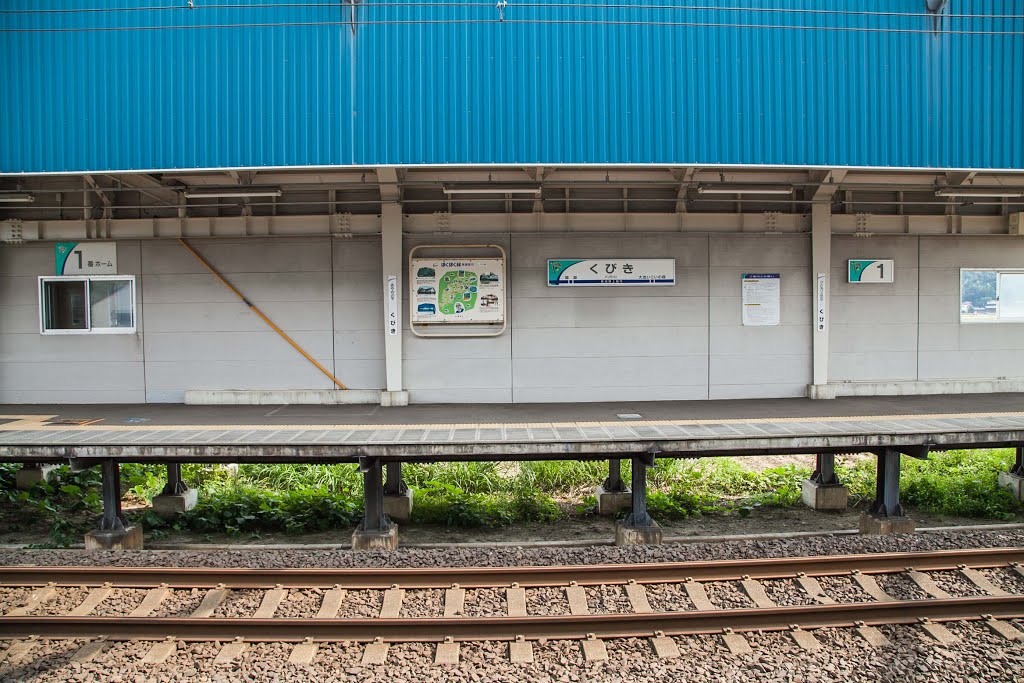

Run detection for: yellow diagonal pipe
[[178, 238, 347, 390]]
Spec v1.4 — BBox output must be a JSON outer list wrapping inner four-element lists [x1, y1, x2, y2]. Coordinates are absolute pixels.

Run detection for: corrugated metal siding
[[1, 0, 1022, 172]]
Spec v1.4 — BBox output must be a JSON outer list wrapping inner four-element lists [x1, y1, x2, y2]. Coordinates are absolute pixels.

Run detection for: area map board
[[410, 257, 505, 324]]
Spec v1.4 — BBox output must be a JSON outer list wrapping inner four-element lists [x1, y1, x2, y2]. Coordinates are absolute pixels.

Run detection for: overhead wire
[[2, 18, 1023, 34], [0, 2, 1022, 20]]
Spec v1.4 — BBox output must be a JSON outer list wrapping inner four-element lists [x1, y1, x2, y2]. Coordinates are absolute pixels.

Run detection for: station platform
[[0, 394, 1022, 463]]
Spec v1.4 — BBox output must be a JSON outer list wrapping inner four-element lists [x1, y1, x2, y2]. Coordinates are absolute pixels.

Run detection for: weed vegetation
[[1, 448, 1020, 546]]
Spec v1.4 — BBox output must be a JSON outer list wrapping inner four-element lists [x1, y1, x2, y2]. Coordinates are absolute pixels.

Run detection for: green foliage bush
[[839, 449, 1018, 520], [169, 485, 361, 536], [410, 481, 560, 527], [3, 448, 1021, 542], [0, 463, 104, 546]]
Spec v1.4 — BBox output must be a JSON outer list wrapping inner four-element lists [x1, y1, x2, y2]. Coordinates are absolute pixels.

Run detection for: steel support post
[[161, 462, 189, 496], [384, 461, 406, 496], [1011, 447, 1024, 477], [361, 457, 389, 533], [811, 202, 832, 388], [604, 459, 626, 492], [625, 455, 654, 528], [870, 449, 904, 518], [99, 459, 127, 532], [810, 454, 840, 486]]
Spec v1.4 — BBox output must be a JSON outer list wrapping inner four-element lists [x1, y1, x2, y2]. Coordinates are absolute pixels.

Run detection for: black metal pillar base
[[623, 453, 656, 528], [161, 462, 189, 496], [99, 459, 128, 532], [810, 453, 841, 486], [869, 448, 903, 518], [384, 461, 407, 496], [603, 459, 627, 493], [1011, 447, 1024, 477], [360, 457, 391, 533]]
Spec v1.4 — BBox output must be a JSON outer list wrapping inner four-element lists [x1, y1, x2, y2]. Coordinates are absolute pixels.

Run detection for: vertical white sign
[[816, 273, 828, 332], [387, 275, 399, 336], [741, 274, 781, 326]]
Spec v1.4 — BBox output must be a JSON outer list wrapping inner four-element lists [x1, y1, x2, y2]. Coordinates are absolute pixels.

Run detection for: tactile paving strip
[[0, 411, 1022, 448]]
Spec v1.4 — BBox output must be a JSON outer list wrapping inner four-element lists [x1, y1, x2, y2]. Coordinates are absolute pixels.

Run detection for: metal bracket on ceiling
[[344, 0, 359, 35], [925, 0, 949, 34], [0, 219, 23, 244]]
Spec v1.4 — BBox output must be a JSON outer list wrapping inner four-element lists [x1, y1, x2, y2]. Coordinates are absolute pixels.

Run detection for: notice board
[[741, 273, 781, 326]]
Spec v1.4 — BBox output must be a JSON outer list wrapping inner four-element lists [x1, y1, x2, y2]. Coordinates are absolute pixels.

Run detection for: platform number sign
[[55, 242, 117, 275], [848, 259, 894, 284]]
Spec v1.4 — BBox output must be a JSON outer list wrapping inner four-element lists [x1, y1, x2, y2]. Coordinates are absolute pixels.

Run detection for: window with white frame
[[960, 269, 1024, 323], [38, 276, 136, 334]]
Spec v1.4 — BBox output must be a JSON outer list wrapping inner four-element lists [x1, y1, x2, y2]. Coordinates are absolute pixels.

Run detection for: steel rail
[[3, 547, 1022, 589], [2, 596, 1023, 642]]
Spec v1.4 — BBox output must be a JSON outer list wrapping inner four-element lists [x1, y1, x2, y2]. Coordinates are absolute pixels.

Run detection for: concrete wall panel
[[0, 241, 145, 402], [828, 236, 920, 383]]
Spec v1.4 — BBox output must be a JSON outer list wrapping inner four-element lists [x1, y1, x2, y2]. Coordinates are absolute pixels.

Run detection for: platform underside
[[0, 395, 1022, 464]]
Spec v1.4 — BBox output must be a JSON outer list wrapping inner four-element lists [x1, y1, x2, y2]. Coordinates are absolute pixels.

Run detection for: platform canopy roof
[[2, 167, 1024, 223], [1, 1, 1022, 175]]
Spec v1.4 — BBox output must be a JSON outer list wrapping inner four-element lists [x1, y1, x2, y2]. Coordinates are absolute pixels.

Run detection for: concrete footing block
[[999, 472, 1024, 502], [595, 485, 632, 516], [380, 391, 410, 407], [383, 489, 414, 522], [15, 465, 57, 489], [615, 520, 663, 546], [352, 521, 399, 551], [859, 513, 916, 536], [152, 489, 199, 519], [801, 480, 849, 511], [85, 525, 144, 551]]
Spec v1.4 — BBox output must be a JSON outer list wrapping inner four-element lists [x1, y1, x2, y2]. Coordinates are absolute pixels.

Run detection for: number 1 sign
[[55, 242, 117, 275], [848, 259, 894, 284]]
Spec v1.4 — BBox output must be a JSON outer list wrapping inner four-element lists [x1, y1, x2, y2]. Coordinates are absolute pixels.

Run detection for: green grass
[[2, 448, 1021, 544], [837, 448, 1018, 520]]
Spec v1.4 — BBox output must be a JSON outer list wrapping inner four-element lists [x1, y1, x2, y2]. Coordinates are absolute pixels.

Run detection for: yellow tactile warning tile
[[0, 411, 1022, 435]]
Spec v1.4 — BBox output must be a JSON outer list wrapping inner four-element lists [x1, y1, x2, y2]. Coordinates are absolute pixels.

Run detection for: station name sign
[[547, 259, 675, 286]]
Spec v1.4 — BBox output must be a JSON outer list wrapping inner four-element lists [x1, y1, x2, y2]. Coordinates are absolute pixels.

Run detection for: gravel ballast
[[4, 621, 1024, 683], [4, 528, 1024, 570], [2, 527, 1024, 682]]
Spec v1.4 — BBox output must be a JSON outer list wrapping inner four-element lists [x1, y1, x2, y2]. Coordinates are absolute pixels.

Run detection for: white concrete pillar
[[380, 202, 408, 406], [811, 203, 831, 390]]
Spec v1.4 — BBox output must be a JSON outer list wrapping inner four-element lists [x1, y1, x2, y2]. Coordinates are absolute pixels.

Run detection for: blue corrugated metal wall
[[1, 1, 1022, 173]]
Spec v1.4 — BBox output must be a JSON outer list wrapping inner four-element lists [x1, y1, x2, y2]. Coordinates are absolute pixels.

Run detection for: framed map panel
[[410, 257, 505, 324]]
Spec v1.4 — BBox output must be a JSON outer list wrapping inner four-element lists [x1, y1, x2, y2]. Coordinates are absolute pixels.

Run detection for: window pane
[[89, 279, 134, 329], [1000, 273, 1024, 319], [960, 270, 998, 321], [42, 280, 88, 330]]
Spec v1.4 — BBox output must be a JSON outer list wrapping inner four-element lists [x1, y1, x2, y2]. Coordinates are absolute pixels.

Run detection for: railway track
[[3, 547, 1024, 665]]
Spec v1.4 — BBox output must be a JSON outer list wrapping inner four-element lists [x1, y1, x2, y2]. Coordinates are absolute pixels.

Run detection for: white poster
[[386, 275, 399, 336], [742, 273, 781, 326], [410, 257, 505, 324]]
